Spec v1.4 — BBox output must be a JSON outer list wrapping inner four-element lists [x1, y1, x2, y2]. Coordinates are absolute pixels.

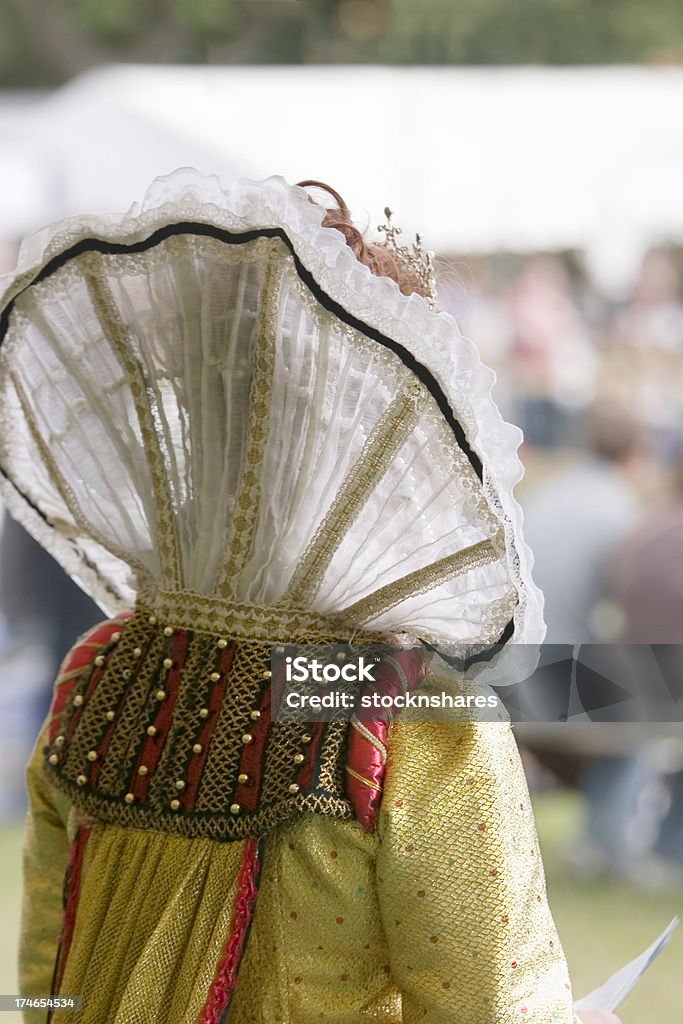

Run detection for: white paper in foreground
[[574, 918, 678, 1012]]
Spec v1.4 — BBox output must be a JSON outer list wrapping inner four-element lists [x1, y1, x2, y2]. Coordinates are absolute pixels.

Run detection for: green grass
[[0, 794, 680, 1022], [535, 790, 682, 1024], [0, 822, 24, 1024]]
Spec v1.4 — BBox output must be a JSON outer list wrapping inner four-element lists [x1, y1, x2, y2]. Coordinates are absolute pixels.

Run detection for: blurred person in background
[[506, 256, 597, 448], [608, 250, 683, 461], [614, 249, 683, 355], [608, 453, 683, 886], [523, 410, 649, 879], [523, 409, 642, 646]]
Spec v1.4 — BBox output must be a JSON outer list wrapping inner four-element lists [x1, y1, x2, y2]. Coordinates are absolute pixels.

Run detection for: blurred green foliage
[[66, 0, 157, 44], [173, 0, 248, 41], [1, 0, 683, 86]]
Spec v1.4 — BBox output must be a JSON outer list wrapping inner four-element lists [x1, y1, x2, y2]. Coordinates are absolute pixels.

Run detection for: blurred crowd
[[441, 246, 683, 889]]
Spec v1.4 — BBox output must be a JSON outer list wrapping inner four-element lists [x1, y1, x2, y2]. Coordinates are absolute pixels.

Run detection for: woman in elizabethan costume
[[0, 172, 613, 1024]]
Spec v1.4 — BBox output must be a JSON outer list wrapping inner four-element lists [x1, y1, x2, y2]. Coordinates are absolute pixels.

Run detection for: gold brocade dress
[[21, 627, 578, 1024]]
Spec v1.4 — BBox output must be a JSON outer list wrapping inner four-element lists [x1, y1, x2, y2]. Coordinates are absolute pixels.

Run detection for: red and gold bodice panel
[[44, 608, 426, 840]]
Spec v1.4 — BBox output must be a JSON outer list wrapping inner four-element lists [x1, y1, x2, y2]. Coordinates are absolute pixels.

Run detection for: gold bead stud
[[230, 803, 241, 815], [163, 626, 174, 637], [170, 799, 180, 811], [94, 654, 106, 667], [198, 708, 209, 719], [175, 780, 185, 791], [155, 689, 167, 701], [237, 773, 249, 784], [241, 733, 253, 745], [148, 615, 157, 625], [137, 765, 148, 776], [122, 669, 131, 680], [124, 792, 135, 804], [87, 750, 98, 762], [301, 733, 312, 744], [192, 743, 203, 754], [250, 709, 261, 721], [48, 753, 59, 765], [210, 671, 220, 682], [275, 645, 285, 654], [262, 669, 272, 680], [55, 735, 65, 747], [146, 725, 158, 737], [77, 774, 87, 786], [73, 694, 84, 707], [133, 647, 142, 657], [106, 710, 115, 721], [163, 658, 173, 670], [111, 632, 121, 643], [293, 753, 305, 764], [217, 638, 227, 649], [288, 783, 300, 795]]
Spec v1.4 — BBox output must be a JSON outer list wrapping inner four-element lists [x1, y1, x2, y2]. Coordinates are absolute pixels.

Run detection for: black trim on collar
[[0, 221, 483, 479], [0, 220, 516, 651]]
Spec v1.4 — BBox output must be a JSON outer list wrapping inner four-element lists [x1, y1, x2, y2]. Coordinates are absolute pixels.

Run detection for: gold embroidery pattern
[[216, 252, 281, 597], [334, 536, 503, 627], [284, 391, 421, 606], [74, 625, 167, 795], [316, 721, 349, 795], [193, 641, 269, 813], [135, 582, 378, 642], [44, 609, 361, 842], [147, 636, 217, 811]]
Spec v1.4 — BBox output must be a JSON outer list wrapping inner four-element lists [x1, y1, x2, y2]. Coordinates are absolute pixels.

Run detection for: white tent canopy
[[3, 65, 683, 290]]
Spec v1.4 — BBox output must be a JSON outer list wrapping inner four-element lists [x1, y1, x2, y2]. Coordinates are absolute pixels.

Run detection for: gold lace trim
[[135, 582, 382, 643], [334, 536, 502, 627], [83, 259, 182, 590], [215, 251, 280, 597], [284, 390, 421, 606]]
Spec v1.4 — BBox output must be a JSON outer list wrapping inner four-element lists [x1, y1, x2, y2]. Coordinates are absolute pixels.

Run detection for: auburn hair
[[296, 180, 427, 299]]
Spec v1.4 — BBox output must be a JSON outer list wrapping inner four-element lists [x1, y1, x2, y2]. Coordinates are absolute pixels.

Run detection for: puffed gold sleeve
[[19, 730, 72, 1012], [376, 697, 579, 1024]]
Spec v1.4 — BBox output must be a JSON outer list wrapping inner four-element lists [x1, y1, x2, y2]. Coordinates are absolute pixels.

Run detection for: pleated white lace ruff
[[0, 170, 543, 658]]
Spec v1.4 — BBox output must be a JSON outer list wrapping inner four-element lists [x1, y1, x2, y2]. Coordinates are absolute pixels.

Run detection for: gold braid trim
[[83, 260, 182, 590], [135, 583, 380, 643], [345, 765, 383, 792], [284, 390, 421, 606], [215, 253, 281, 597], [333, 535, 502, 627]]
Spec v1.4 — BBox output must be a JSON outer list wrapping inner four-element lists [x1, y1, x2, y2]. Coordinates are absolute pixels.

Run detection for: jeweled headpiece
[[377, 207, 438, 310]]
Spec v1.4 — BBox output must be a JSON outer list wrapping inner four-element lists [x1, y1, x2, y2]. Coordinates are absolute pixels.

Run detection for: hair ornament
[[378, 207, 438, 310]]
